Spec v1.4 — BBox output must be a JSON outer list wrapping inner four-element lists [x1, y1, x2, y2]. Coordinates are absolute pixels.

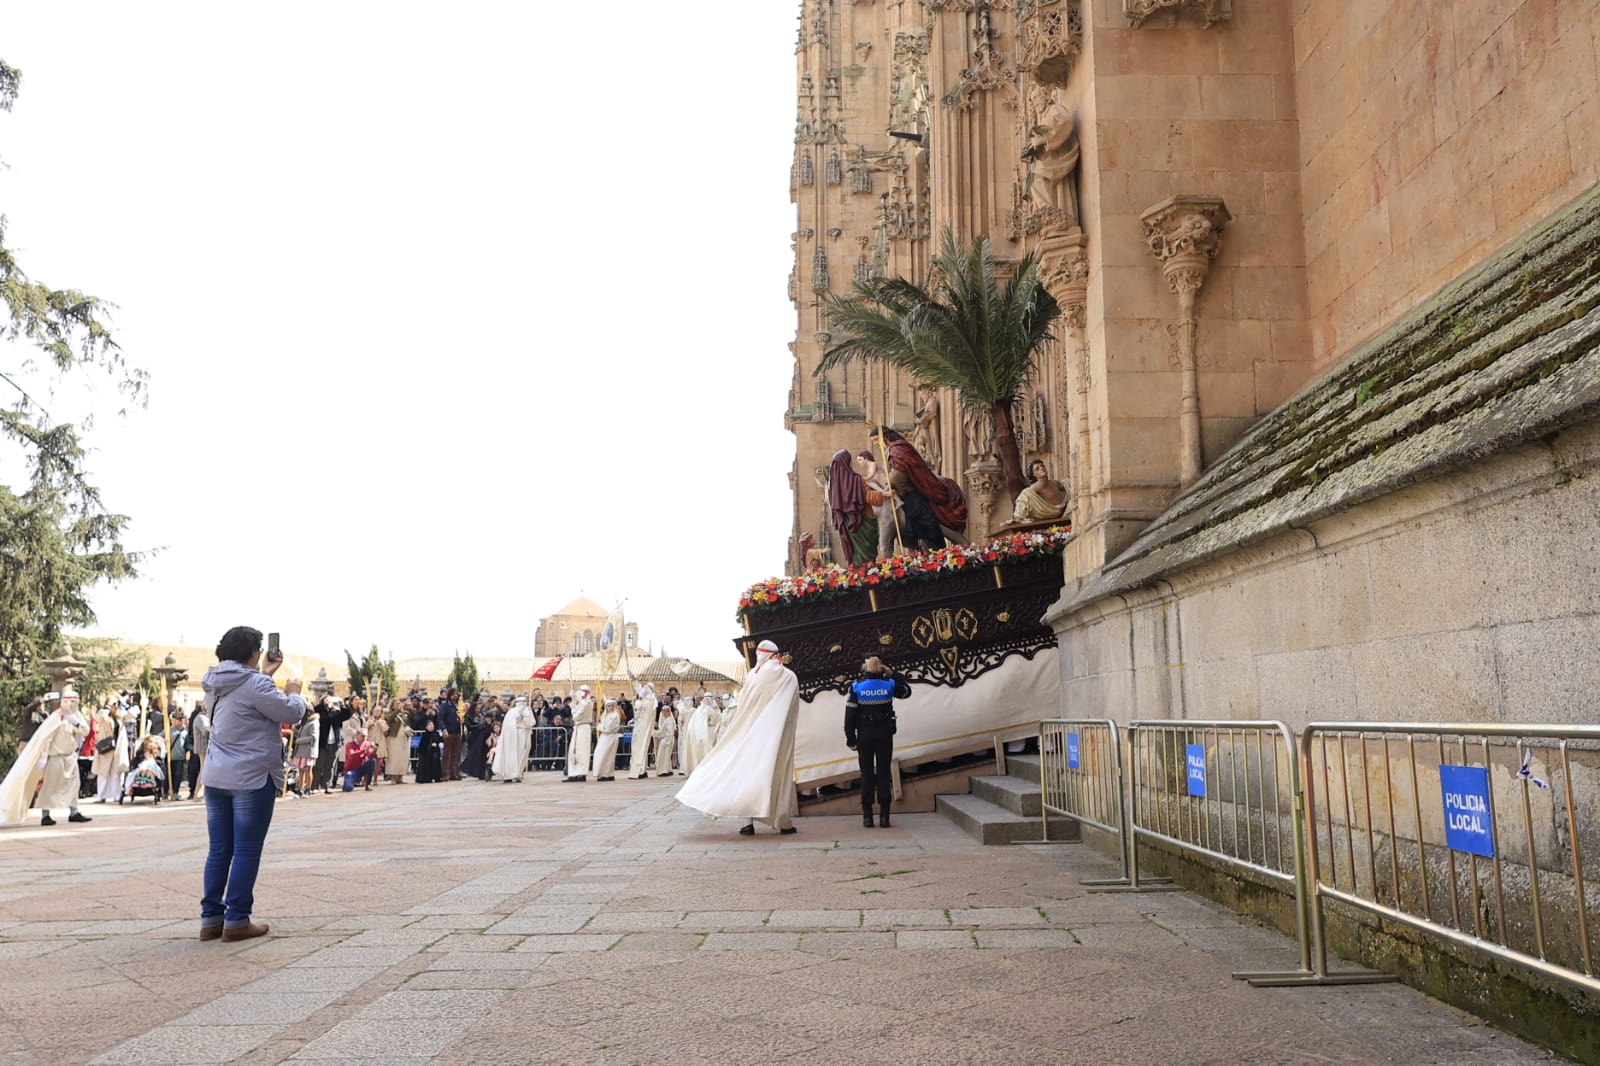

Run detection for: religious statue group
[[821, 427, 1069, 568]]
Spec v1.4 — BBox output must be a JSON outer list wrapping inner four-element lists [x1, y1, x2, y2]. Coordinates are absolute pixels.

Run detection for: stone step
[[934, 792, 1078, 846], [1006, 752, 1042, 785], [970, 774, 1043, 817]]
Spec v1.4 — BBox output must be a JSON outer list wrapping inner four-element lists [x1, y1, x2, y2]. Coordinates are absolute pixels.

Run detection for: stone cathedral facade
[[787, 0, 1600, 738]]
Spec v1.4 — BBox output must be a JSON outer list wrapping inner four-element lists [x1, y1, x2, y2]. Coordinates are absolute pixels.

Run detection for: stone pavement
[[0, 774, 1568, 1065]]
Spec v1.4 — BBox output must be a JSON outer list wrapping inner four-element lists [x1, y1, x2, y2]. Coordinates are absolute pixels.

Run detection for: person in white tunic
[[626, 681, 658, 779], [563, 685, 596, 782], [0, 695, 91, 827], [653, 704, 678, 777], [492, 696, 536, 783], [676, 640, 801, 836], [715, 695, 738, 742], [680, 695, 720, 777], [592, 700, 624, 780], [35, 697, 92, 825], [91, 702, 130, 803]]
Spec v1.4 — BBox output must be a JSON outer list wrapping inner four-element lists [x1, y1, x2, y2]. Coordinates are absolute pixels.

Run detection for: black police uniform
[[844, 672, 911, 827]]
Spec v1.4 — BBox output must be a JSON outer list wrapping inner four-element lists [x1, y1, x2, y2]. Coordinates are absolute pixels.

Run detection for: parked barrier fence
[[1038, 719, 1154, 887], [527, 727, 569, 772], [1247, 722, 1600, 996], [1094, 719, 1387, 983]]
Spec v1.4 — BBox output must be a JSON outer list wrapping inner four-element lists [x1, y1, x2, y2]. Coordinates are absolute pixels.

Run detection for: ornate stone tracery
[[946, 3, 1018, 111], [1124, 0, 1232, 29], [1017, 0, 1082, 87]]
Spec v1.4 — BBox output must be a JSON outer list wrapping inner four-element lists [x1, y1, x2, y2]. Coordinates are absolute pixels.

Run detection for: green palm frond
[[817, 228, 1060, 414]]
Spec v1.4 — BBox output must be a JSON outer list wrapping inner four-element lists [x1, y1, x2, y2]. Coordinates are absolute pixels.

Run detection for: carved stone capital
[[964, 459, 1004, 516], [1036, 230, 1089, 324], [1140, 195, 1230, 297], [1124, 0, 1232, 29]]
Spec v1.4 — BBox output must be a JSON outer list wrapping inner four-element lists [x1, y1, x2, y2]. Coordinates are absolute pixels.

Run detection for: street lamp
[[151, 652, 188, 791], [152, 652, 188, 709]]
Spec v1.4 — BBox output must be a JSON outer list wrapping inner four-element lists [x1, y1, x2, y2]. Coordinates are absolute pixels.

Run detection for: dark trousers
[[856, 732, 895, 813], [313, 745, 338, 791], [186, 752, 202, 796], [443, 733, 462, 779]]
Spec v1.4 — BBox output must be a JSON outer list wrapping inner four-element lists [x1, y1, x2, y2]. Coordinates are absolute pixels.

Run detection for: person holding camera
[[198, 626, 305, 942], [844, 656, 910, 828]]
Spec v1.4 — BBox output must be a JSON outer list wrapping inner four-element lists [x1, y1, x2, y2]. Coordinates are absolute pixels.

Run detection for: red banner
[[531, 657, 562, 681]]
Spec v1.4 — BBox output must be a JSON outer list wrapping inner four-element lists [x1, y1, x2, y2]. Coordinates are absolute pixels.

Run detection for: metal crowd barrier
[[1037, 719, 1154, 887], [1109, 719, 1388, 984], [1250, 722, 1600, 995], [527, 727, 569, 772]]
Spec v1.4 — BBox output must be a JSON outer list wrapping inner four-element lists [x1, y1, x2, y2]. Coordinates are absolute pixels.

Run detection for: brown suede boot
[[221, 922, 269, 942]]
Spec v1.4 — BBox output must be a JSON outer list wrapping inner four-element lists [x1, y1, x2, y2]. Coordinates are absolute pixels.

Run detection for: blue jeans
[[200, 780, 278, 927], [342, 759, 376, 790]]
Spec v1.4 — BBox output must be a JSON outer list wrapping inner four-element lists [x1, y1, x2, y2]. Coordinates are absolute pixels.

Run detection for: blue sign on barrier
[[1440, 764, 1495, 858], [1066, 733, 1080, 770], [1186, 744, 1207, 797]]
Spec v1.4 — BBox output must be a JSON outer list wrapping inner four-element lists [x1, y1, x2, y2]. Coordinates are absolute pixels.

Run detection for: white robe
[[654, 714, 677, 775], [592, 709, 623, 778], [681, 702, 721, 777], [36, 711, 88, 812], [627, 689, 657, 778], [566, 696, 595, 778], [91, 709, 130, 800], [676, 660, 800, 829], [493, 704, 536, 780]]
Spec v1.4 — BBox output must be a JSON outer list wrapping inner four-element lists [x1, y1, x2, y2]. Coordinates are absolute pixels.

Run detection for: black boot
[[863, 808, 874, 828], [879, 812, 891, 828]]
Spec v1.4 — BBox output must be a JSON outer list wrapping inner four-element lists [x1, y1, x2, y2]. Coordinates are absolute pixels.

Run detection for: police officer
[[844, 656, 910, 828]]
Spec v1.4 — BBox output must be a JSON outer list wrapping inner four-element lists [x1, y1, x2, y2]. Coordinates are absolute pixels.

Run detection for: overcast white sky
[[2, 2, 800, 667]]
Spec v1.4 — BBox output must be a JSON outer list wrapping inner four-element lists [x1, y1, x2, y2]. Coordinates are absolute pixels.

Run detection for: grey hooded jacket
[[200, 661, 306, 792]]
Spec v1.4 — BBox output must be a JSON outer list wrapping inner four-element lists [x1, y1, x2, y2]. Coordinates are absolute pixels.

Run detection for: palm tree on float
[[815, 229, 1060, 502]]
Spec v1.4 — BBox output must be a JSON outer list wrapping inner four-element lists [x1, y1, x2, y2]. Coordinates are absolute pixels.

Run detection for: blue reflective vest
[[850, 677, 897, 706]]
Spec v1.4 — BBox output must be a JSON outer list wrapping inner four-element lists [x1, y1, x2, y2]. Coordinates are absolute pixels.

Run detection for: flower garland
[[738, 527, 1071, 616]]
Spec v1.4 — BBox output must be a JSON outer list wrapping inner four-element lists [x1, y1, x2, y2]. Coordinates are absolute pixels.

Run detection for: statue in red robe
[[874, 428, 967, 540]]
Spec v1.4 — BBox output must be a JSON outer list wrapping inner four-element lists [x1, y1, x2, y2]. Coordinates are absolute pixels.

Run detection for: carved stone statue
[[1022, 87, 1081, 230], [964, 405, 995, 463], [910, 381, 942, 472]]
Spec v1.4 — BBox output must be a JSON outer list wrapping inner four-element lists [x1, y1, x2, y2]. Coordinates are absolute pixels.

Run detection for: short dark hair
[[216, 626, 262, 664]]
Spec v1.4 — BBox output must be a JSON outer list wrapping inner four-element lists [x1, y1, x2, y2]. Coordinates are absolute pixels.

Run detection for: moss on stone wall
[[1066, 183, 1600, 613]]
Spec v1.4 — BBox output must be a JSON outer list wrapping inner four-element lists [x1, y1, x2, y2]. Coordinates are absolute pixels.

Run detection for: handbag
[[95, 736, 117, 755]]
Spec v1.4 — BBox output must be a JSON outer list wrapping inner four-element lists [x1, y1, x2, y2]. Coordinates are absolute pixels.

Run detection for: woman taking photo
[[199, 626, 305, 942]]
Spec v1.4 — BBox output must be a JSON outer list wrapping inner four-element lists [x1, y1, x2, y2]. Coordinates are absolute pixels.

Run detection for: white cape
[[675, 661, 799, 827], [0, 714, 67, 827]]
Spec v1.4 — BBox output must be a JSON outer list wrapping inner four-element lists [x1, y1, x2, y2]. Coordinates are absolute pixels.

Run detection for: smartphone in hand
[[267, 632, 282, 662]]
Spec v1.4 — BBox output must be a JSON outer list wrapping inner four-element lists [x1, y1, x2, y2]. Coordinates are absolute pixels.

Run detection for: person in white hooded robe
[[0, 694, 94, 827], [653, 702, 679, 777], [676, 640, 801, 836], [563, 685, 595, 782], [680, 695, 721, 777], [91, 701, 130, 803], [625, 681, 657, 779], [592, 699, 623, 780], [491, 696, 536, 783]]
